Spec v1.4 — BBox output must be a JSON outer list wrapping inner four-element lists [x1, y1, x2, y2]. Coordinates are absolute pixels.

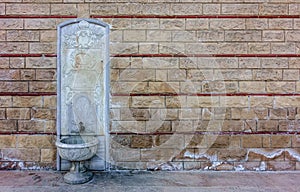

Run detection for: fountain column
[[56, 19, 110, 171]]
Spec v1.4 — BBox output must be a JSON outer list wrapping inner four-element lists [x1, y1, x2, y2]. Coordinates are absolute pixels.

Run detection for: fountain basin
[[56, 136, 98, 161]]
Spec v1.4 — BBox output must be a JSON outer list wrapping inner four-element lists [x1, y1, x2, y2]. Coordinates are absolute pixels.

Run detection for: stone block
[[121, 108, 150, 121], [218, 43, 248, 54], [110, 121, 145, 133], [131, 135, 153, 148], [25, 19, 57, 30], [203, 4, 220, 15], [160, 19, 185, 30], [9, 57, 24, 69], [142, 58, 178, 69], [289, 58, 300, 68], [187, 69, 214, 81], [0, 19, 23, 29], [248, 43, 270, 54], [283, 69, 299, 81], [111, 82, 148, 94], [180, 82, 202, 94], [232, 108, 268, 120], [257, 120, 278, 132], [269, 19, 293, 29], [17, 135, 55, 148], [31, 108, 56, 120], [0, 69, 20, 80], [13, 96, 42, 107], [259, 4, 288, 15], [146, 30, 172, 41], [139, 43, 158, 54], [43, 96, 56, 108], [0, 42, 28, 54], [207, 135, 230, 148], [141, 148, 175, 161], [6, 3, 50, 15], [29, 81, 56, 92], [272, 43, 295, 54], [0, 135, 16, 148], [239, 81, 265, 93], [41, 148, 56, 162], [246, 19, 268, 29], [219, 96, 248, 108], [26, 57, 56, 68], [263, 30, 284, 41], [186, 96, 219, 108], [267, 161, 295, 171], [0, 82, 28, 92], [0, 96, 12, 107], [172, 31, 197, 42], [179, 108, 201, 120], [225, 30, 261, 41], [170, 3, 202, 15], [210, 19, 245, 30], [131, 19, 159, 29], [123, 30, 146, 42], [148, 82, 180, 93], [131, 96, 165, 108], [0, 58, 9, 68], [185, 19, 209, 30], [36, 69, 56, 80], [7, 30, 39, 42], [218, 149, 247, 161], [2, 148, 40, 161], [110, 42, 138, 55], [50, 4, 77, 15], [266, 82, 295, 93], [242, 135, 263, 148], [166, 96, 186, 108], [198, 30, 224, 42], [0, 120, 17, 131], [275, 96, 300, 108], [7, 108, 30, 120], [222, 4, 258, 15], [271, 135, 291, 148], [20, 70, 35, 80], [90, 4, 118, 15], [111, 148, 140, 162], [186, 43, 218, 54], [18, 120, 45, 132], [40, 30, 57, 42], [29, 43, 56, 54], [253, 69, 282, 81]]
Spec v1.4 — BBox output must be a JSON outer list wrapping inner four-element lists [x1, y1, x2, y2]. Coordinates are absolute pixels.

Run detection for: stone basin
[[56, 136, 98, 162]]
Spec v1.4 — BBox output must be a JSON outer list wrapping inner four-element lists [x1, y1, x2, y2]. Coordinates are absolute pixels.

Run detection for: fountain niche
[[56, 19, 109, 184]]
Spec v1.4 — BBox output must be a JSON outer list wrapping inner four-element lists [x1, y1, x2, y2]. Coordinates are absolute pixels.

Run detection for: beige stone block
[[131, 19, 159, 29], [248, 43, 270, 54], [0, 96, 12, 107], [185, 43, 218, 54], [148, 82, 179, 94], [283, 70, 299, 81], [31, 108, 56, 120], [257, 120, 278, 131], [50, 4, 77, 15], [0, 69, 20, 80], [110, 42, 138, 54], [198, 30, 224, 42], [90, 4, 118, 15], [111, 120, 145, 132], [111, 148, 140, 162], [109, 19, 131, 30], [218, 149, 247, 161], [269, 19, 293, 29], [172, 31, 197, 42], [259, 4, 288, 15], [159, 43, 185, 54], [0, 82, 28, 92], [0, 58, 9, 68], [124, 30, 146, 42], [0, 3, 4, 15], [40, 30, 57, 42], [232, 108, 268, 120], [41, 148, 56, 162], [119, 69, 155, 81], [289, 58, 300, 68], [77, 3, 89, 18], [253, 69, 282, 81], [266, 82, 295, 93], [220, 96, 248, 108], [218, 43, 248, 54], [187, 69, 214, 81], [170, 3, 202, 15], [225, 30, 261, 41], [0, 135, 16, 148], [210, 19, 245, 30], [2, 148, 40, 161], [294, 19, 300, 29], [180, 82, 202, 94], [141, 148, 175, 161], [0, 42, 28, 54], [187, 96, 219, 108], [0, 120, 17, 132], [139, 43, 158, 54], [239, 57, 260, 68], [286, 31, 300, 42], [246, 19, 268, 29], [147, 30, 172, 41], [166, 96, 186, 108], [241, 135, 263, 148], [146, 120, 171, 133], [121, 108, 150, 121], [167, 69, 186, 81], [29, 81, 56, 92], [185, 19, 209, 30], [203, 4, 220, 15], [263, 30, 284, 41], [272, 43, 295, 54], [36, 69, 56, 80], [111, 96, 130, 108], [6, 4, 50, 15], [9, 58, 24, 69], [0, 108, 4, 119], [7, 30, 39, 42], [261, 58, 288, 68], [0, 30, 5, 41], [269, 108, 287, 120], [217, 69, 252, 80], [0, 19, 23, 29], [111, 82, 148, 94], [155, 70, 167, 82], [271, 135, 291, 148], [172, 120, 194, 132], [289, 4, 300, 15], [275, 96, 300, 108], [25, 19, 57, 30], [29, 42, 56, 54], [18, 135, 55, 148], [250, 96, 273, 108], [160, 19, 185, 30], [222, 4, 258, 15], [119, 3, 170, 16], [18, 120, 45, 132], [142, 58, 178, 69], [7, 108, 30, 120], [20, 70, 35, 80], [26, 57, 56, 68], [131, 96, 165, 108], [110, 30, 122, 42], [179, 108, 201, 120], [111, 58, 131, 69], [292, 135, 300, 147], [239, 81, 265, 93]]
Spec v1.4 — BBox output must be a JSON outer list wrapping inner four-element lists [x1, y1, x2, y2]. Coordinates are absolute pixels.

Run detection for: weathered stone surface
[[31, 108, 56, 120], [17, 135, 55, 149], [13, 96, 42, 107], [2, 148, 40, 161], [131, 135, 153, 148], [41, 148, 56, 162], [0, 135, 16, 148]]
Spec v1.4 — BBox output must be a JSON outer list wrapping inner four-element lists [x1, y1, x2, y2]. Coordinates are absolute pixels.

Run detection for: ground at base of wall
[[0, 170, 299, 192]]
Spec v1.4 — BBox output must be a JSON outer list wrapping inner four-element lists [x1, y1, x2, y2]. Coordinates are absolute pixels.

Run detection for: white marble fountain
[[56, 19, 109, 184]]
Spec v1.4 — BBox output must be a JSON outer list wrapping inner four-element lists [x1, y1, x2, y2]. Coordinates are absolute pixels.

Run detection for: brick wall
[[1, 0, 300, 171]]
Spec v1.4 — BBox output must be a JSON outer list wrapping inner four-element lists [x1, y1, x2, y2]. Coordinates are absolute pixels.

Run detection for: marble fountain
[[55, 19, 109, 184]]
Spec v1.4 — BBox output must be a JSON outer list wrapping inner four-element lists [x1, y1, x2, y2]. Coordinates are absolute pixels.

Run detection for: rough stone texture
[[0, 0, 300, 171]]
